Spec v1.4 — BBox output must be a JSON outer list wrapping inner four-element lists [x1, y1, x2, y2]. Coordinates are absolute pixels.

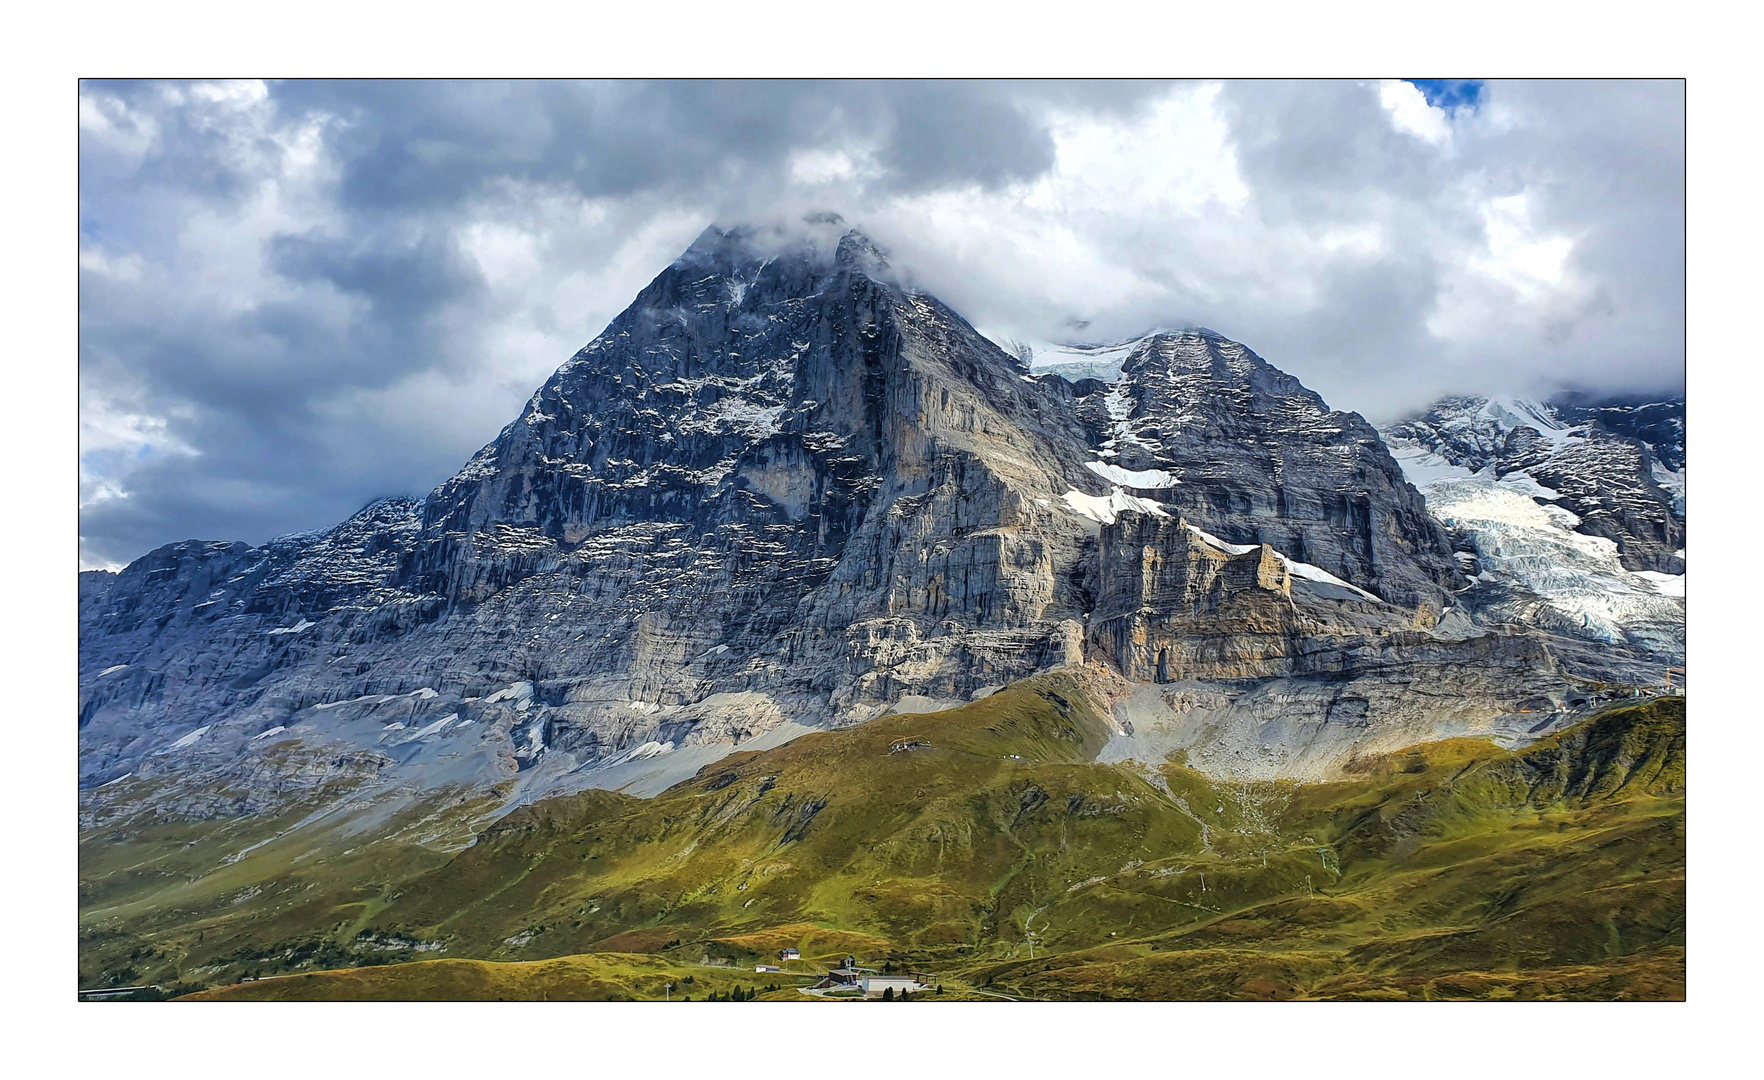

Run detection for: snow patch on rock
[[1278, 554, 1381, 602], [165, 725, 211, 751], [1184, 523, 1257, 556], [1183, 523, 1381, 602], [1085, 460, 1179, 489], [1062, 487, 1170, 526], [483, 681, 535, 708], [1635, 571, 1685, 598]]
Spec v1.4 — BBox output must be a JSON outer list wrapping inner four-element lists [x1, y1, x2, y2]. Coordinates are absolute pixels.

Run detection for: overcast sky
[[78, 78, 1684, 569]]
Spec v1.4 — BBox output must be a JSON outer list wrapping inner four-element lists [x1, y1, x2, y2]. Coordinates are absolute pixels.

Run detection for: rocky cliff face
[[1547, 392, 1685, 472], [78, 220, 1677, 821], [1069, 331, 1462, 611], [388, 222, 1104, 735], [1091, 515, 1306, 684]]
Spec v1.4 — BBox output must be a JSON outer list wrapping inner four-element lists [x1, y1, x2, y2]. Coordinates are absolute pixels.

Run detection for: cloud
[[1379, 79, 1453, 146], [78, 78, 1684, 569]]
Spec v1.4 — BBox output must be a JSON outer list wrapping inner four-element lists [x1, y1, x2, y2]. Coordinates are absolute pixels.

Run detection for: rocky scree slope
[[78, 222, 1658, 821]]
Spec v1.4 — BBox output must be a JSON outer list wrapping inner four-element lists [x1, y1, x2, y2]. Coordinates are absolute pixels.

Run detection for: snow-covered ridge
[[1421, 477, 1682, 648], [1386, 392, 1684, 578], [985, 331, 1156, 382], [1386, 440, 1560, 500], [1479, 397, 1580, 448]]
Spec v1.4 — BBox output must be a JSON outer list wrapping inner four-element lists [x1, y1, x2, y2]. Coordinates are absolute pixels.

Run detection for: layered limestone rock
[[1092, 514, 1301, 684], [77, 220, 1667, 824], [1095, 626, 1575, 783]]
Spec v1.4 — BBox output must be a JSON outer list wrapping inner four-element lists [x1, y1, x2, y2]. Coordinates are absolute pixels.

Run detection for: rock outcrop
[[1093, 515, 1302, 684]]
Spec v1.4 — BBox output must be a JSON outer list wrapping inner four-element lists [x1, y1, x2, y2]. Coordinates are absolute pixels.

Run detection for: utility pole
[[665, 982, 673, 1002]]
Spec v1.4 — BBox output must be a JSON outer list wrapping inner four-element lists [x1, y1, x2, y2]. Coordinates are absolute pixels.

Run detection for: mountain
[[1548, 391, 1685, 473], [79, 220, 1679, 835], [1380, 395, 1685, 660]]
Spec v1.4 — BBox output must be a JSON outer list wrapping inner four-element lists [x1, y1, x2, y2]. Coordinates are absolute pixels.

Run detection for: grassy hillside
[[967, 697, 1684, 1000], [80, 677, 1685, 1001], [77, 776, 512, 995], [181, 952, 807, 1002]]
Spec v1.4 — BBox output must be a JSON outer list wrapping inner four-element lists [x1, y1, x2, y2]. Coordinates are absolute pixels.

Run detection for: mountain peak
[[833, 227, 888, 274], [676, 215, 886, 278]]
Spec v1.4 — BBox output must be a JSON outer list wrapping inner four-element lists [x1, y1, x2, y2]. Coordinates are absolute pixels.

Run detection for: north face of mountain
[[78, 221, 1647, 821], [393, 221, 1108, 722], [78, 222, 1110, 802]]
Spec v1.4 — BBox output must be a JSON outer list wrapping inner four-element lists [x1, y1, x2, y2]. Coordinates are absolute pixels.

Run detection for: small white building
[[756, 964, 781, 973], [859, 975, 923, 998], [780, 948, 801, 961]]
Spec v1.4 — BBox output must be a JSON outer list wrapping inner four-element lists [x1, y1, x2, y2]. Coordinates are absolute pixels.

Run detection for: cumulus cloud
[[78, 78, 1683, 569]]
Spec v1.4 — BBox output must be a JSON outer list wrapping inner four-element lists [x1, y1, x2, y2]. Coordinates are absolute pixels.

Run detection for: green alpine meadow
[[80, 679, 1684, 1001]]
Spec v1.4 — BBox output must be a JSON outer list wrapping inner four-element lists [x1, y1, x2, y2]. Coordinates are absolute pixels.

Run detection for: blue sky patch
[[1407, 79, 1485, 109]]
